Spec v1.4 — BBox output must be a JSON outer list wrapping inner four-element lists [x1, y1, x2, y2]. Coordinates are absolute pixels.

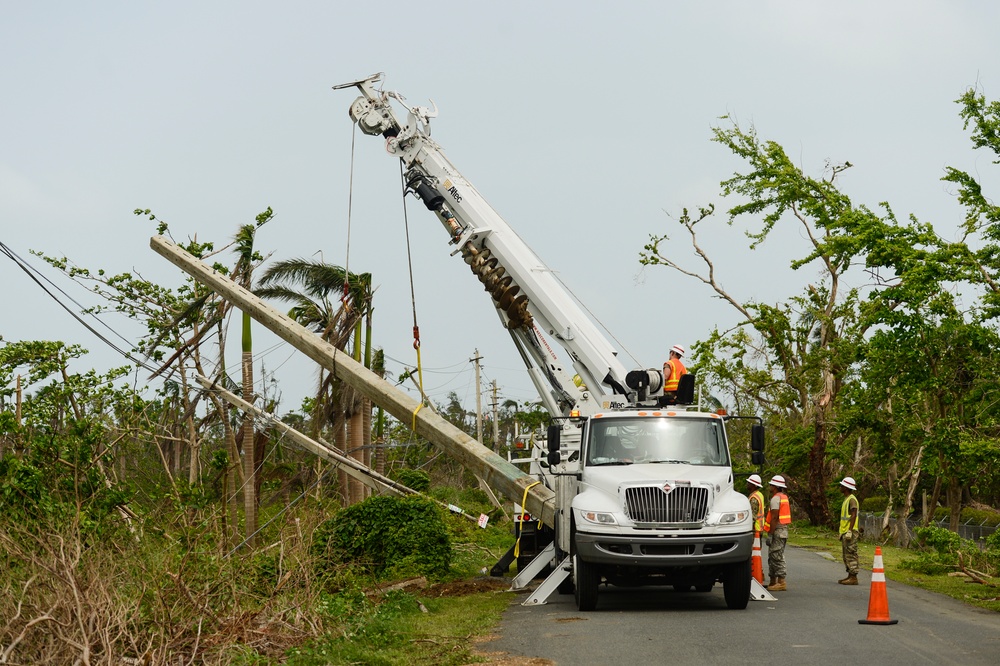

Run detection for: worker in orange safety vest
[[762, 474, 792, 591], [662, 344, 687, 394]]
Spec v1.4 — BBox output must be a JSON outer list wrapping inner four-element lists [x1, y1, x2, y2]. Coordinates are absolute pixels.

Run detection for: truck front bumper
[[575, 530, 753, 568]]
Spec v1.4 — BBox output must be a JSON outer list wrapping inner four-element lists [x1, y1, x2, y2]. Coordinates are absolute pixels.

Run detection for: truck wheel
[[722, 558, 751, 609], [573, 554, 599, 611]]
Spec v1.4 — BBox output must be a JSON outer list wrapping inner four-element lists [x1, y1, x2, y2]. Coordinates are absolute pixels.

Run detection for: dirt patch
[[422, 576, 512, 597], [473, 650, 555, 665]]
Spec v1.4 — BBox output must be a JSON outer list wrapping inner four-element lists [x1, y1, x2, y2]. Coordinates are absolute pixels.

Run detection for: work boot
[[837, 574, 852, 583], [769, 577, 787, 591], [765, 576, 776, 589], [838, 574, 858, 586]]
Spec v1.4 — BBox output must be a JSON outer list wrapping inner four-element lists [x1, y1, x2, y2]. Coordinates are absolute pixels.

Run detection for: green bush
[[914, 525, 962, 556], [861, 496, 888, 513], [313, 495, 452, 580], [985, 529, 1000, 552], [391, 468, 431, 493]]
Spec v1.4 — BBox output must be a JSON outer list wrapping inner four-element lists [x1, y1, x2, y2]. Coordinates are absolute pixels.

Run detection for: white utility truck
[[335, 74, 765, 610]]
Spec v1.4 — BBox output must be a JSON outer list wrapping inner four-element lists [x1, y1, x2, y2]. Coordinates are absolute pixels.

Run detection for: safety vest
[[749, 489, 765, 533], [664, 357, 687, 392], [763, 492, 791, 532], [839, 493, 858, 535]]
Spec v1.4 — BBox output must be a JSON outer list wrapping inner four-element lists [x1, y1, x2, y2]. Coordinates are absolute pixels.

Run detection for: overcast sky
[[2, 2, 998, 417]]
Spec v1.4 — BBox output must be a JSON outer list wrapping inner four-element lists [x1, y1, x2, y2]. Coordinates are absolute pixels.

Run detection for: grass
[[788, 523, 1000, 613]]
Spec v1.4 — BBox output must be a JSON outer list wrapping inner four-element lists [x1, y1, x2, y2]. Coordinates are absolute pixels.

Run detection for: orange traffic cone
[[858, 546, 898, 625], [751, 531, 764, 584]]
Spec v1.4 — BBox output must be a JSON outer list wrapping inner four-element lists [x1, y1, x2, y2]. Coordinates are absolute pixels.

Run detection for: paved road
[[480, 545, 1000, 665]]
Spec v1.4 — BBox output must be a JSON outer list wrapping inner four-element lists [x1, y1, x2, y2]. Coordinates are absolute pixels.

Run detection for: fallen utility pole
[[151, 235, 555, 527], [196, 374, 412, 498], [196, 374, 483, 522]]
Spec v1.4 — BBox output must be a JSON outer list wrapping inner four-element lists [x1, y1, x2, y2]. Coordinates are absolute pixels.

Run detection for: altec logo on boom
[[443, 179, 463, 203]]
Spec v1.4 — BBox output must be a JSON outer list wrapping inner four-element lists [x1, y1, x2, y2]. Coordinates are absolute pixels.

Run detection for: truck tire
[[722, 558, 751, 609], [573, 554, 599, 611]]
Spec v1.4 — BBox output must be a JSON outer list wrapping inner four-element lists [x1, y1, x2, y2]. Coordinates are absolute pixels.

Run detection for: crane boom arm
[[338, 74, 638, 416]]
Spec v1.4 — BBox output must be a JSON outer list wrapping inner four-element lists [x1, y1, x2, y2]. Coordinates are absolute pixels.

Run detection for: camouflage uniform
[[767, 493, 789, 579], [840, 492, 860, 576], [842, 530, 859, 576]]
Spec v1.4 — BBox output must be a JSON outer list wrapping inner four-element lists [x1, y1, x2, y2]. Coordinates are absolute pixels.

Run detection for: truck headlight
[[714, 510, 749, 525], [582, 511, 617, 525]]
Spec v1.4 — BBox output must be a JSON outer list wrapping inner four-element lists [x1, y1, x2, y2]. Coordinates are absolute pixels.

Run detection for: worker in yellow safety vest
[[663, 344, 687, 393], [746, 473, 765, 535], [762, 475, 792, 591], [838, 476, 861, 585]]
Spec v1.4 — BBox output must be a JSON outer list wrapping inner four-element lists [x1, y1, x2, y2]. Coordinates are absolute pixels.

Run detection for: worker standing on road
[[746, 474, 765, 535], [662, 344, 687, 399], [838, 476, 861, 585], [763, 475, 791, 591]]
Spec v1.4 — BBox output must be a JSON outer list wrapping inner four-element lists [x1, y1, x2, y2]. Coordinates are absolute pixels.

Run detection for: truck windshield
[[586, 417, 730, 467]]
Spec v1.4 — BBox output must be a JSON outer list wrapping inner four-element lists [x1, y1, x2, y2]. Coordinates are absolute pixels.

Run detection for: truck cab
[[554, 408, 757, 610]]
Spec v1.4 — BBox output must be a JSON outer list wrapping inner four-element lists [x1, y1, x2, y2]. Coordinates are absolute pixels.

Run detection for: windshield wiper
[[648, 459, 691, 464], [590, 460, 634, 466]]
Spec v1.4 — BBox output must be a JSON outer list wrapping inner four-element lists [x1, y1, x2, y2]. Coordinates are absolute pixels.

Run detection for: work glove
[[843, 530, 854, 540]]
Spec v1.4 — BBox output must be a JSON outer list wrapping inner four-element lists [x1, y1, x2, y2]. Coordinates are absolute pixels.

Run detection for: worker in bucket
[[763, 475, 792, 591], [662, 344, 687, 399], [838, 476, 861, 585]]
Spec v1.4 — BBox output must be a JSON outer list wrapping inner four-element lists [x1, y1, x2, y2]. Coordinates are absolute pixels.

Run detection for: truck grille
[[624, 485, 709, 524]]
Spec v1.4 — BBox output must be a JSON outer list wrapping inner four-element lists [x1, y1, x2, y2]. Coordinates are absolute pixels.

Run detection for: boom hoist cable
[[399, 161, 427, 430]]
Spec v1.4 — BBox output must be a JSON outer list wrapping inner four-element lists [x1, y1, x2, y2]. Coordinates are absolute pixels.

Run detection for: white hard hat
[[769, 475, 787, 488], [671, 344, 686, 357], [747, 473, 762, 488], [840, 476, 857, 491]]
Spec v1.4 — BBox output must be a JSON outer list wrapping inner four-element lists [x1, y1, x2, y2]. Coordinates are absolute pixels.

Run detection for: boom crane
[[333, 73, 655, 421]]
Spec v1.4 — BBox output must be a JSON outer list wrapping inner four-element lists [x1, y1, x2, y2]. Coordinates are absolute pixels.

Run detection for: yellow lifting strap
[[400, 161, 427, 432], [513, 481, 542, 559]]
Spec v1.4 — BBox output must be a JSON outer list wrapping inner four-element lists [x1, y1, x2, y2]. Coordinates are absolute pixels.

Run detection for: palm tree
[[255, 258, 374, 504], [231, 208, 273, 545]]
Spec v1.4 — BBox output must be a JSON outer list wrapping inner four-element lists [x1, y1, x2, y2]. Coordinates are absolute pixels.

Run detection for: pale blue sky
[[2, 2, 997, 415]]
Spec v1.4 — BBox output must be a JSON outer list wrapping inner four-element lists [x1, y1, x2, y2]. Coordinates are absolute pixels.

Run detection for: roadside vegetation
[[5, 85, 1000, 662]]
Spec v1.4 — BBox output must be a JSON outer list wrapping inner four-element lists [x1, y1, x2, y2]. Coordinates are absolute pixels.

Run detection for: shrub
[[313, 495, 452, 580], [391, 468, 430, 493], [861, 496, 888, 513]]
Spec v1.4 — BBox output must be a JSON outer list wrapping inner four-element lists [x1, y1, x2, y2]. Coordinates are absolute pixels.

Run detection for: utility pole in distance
[[491, 380, 500, 452], [471, 349, 484, 445]]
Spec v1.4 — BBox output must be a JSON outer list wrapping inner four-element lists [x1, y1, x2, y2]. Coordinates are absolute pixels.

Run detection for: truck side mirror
[[751, 424, 765, 452], [547, 424, 561, 452], [547, 450, 561, 466], [751, 424, 765, 465]]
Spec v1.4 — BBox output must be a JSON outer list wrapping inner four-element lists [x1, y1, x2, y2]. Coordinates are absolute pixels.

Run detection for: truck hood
[[583, 463, 732, 492]]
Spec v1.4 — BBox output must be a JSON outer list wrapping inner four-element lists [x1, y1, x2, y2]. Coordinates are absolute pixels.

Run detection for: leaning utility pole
[[150, 235, 556, 527]]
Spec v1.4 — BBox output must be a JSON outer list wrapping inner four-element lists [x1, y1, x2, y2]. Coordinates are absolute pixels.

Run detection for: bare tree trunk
[[335, 418, 348, 507], [242, 351, 257, 546], [349, 412, 364, 504], [925, 473, 943, 526], [224, 403, 241, 543], [947, 476, 963, 532], [893, 445, 925, 548], [806, 408, 832, 526], [362, 397, 372, 500], [882, 462, 898, 538]]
